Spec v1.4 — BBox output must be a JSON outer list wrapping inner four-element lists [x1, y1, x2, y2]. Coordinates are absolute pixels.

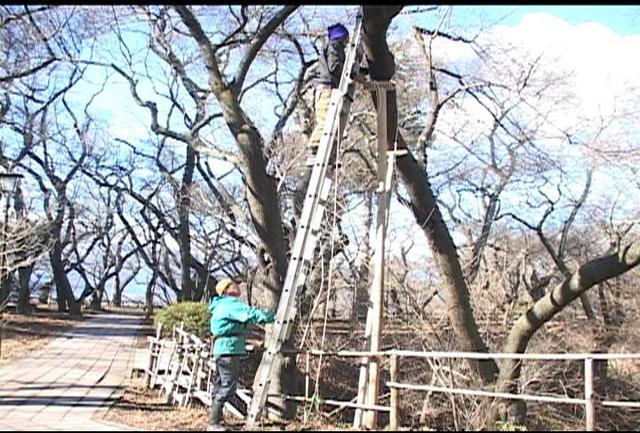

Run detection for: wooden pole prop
[[363, 85, 391, 429]]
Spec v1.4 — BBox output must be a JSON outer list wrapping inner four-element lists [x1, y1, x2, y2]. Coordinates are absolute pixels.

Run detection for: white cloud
[[389, 11, 640, 255], [489, 12, 640, 120], [425, 11, 640, 176]]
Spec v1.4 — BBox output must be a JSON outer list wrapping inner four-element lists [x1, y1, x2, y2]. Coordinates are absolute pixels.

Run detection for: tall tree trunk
[[593, 285, 616, 381], [16, 264, 34, 314], [0, 274, 10, 306], [174, 5, 297, 416], [352, 192, 373, 322], [55, 284, 67, 311], [361, 5, 499, 384], [145, 271, 157, 320], [494, 242, 640, 425], [113, 270, 122, 307], [50, 241, 81, 317], [178, 146, 195, 301], [112, 290, 122, 307], [90, 283, 104, 310]]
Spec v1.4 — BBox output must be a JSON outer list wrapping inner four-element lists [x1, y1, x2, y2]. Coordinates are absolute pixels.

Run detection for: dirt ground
[[0, 304, 212, 430], [0, 305, 472, 430], [0, 305, 279, 431], [97, 317, 404, 431], [99, 341, 346, 431], [101, 375, 213, 431], [4, 303, 640, 431], [0, 303, 80, 366], [100, 373, 357, 431]]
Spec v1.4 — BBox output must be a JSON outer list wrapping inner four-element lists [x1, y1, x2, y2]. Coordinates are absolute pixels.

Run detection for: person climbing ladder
[[307, 23, 368, 162]]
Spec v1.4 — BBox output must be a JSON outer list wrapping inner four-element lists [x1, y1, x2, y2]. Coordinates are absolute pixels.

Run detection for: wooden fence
[[137, 323, 277, 419], [286, 349, 640, 431], [138, 327, 640, 430]]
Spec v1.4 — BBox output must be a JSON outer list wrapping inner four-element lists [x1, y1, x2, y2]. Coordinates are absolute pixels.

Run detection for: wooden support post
[[364, 85, 391, 430], [585, 357, 595, 431], [305, 351, 310, 402], [389, 353, 399, 430], [353, 311, 372, 427]]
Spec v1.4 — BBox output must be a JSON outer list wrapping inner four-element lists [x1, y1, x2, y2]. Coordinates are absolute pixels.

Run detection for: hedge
[[153, 301, 210, 339]]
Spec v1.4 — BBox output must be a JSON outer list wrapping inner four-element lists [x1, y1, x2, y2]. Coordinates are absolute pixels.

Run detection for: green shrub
[[153, 301, 210, 339]]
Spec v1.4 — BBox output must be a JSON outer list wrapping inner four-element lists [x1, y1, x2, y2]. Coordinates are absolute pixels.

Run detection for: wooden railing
[[279, 349, 640, 431], [139, 324, 275, 419], [140, 329, 640, 430]]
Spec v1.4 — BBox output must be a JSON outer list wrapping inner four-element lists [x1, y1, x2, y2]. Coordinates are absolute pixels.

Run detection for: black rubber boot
[[207, 402, 225, 431]]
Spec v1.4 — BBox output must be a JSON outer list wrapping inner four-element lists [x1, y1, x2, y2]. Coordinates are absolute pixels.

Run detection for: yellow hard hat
[[215, 278, 234, 296]]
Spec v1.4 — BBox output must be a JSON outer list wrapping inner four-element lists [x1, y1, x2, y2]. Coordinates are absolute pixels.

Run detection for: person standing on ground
[[206, 278, 275, 431]]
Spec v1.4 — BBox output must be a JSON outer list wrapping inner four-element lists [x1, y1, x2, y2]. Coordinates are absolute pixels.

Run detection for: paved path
[[0, 311, 144, 431]]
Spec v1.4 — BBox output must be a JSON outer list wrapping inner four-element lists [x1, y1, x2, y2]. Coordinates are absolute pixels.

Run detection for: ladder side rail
[[283, 22, 366, 300], [288, 6, 364, 268], [246, 8, 365, 425], [267, 198, 327, 353], [248, 75, 362, 410], [255, 17, 364, 360]]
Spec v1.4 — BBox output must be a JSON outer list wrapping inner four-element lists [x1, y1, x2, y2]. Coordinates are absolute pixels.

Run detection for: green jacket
[[209, 295, 275, 356]]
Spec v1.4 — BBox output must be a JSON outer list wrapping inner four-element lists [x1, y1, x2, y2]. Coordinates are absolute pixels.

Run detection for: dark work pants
[[210, 355, 240, 412]]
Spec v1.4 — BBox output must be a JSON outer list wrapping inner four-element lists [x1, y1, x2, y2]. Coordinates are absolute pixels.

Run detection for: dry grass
[[0, 304, 80, 366], [98, 316, 364, 431], [100, 375, 338, 431], [101, 376, 212, 431], [102, 376, 378, 431]]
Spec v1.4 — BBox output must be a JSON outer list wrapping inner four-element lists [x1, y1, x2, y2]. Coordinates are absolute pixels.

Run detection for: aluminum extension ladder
[[245, 7, 366, 426]]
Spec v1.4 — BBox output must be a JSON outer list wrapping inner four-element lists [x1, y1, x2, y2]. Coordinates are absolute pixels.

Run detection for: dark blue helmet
[[328, 23, 349, 41]]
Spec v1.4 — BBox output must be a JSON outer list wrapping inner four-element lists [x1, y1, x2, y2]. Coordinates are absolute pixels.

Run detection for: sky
[[46, 5, 640, 303], [355, 5, 640, 262], [396, 6, 639, 37], [469, 5, 639, 36], [88, 5, 640, 148]]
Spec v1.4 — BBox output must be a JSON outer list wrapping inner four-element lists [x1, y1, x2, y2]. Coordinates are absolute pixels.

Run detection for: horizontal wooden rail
[[282, 349, 385, 358], [283, 348, 640, 361], [291, 349, 640, 431], [144, 329, 640, 431], [385, 381, 585, 405], [600, 400, 640, 409], [388, 350, 640, 361], [279, 394, 390, 412]]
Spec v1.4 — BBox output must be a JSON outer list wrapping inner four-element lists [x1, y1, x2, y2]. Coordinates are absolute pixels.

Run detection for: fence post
[[144, 323, 162, 387], [584, 357, 594, 431], [390, 353, 399, 430], [305, 351, 310, 402]]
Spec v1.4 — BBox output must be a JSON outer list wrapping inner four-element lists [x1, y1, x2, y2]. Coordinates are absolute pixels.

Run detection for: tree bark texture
[[499, 242, 640, 390], [361, 5, 499, 384], [174, 5, 298, 415], [16, 264, 34, 314], [49, 194, 81, 317], [50, 241, 80, 317], [178, 145, 196, 301]]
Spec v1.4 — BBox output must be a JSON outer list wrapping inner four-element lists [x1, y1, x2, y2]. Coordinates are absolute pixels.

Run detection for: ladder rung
[[387, 149, 408, 156], [358, 79, 395, 91]]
